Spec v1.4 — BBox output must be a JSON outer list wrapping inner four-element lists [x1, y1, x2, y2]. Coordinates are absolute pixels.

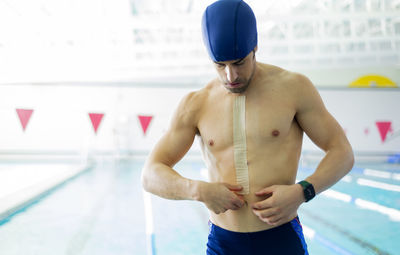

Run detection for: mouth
[[227, 82, 242, 88]]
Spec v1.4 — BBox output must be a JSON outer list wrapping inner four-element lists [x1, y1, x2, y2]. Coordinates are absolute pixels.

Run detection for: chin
[[226, 85, 249, 94]]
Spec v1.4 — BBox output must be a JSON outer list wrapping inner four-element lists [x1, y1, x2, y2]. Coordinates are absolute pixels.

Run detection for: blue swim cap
[[201, 0, 257, 62]]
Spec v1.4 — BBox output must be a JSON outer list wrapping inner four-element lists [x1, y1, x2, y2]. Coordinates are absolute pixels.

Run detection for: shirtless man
[[141, 0, 354, 254]]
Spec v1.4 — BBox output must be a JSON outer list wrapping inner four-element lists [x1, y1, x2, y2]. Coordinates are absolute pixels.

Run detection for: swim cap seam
[[205, 7, 216, 61], [234, 1, 241, 60]]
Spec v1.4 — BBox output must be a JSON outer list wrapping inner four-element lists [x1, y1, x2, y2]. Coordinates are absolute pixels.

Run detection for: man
[[142, 0, 354, 254]]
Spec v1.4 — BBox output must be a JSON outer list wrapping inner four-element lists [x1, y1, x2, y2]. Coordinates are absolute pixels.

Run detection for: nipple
[[208, 139, 214, 146], [272, 130, 280, 137]]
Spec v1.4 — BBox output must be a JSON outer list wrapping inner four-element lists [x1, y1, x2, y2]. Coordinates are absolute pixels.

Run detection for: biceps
[[149, 127, 196, 167], [297, 109, 345, 151]]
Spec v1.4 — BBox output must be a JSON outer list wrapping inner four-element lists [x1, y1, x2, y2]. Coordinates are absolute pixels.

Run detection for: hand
[[252, 184, 304, 226], [199, 182, 245, 214]]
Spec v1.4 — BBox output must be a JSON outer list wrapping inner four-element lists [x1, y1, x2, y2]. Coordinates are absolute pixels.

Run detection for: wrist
[[190, 180, 205, 202], [293, 183, 306, 203]]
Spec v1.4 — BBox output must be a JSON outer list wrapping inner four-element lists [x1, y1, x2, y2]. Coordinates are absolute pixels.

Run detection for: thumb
[[224, 183, 243, 191], [255, 186, 274, 196]]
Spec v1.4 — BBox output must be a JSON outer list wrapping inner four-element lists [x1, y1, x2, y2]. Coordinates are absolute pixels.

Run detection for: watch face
[[300, 181, 315, 202], [305, 186, 313, 198]]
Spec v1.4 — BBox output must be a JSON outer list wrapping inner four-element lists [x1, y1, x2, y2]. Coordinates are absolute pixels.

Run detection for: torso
[[195, 63, 304, 232]]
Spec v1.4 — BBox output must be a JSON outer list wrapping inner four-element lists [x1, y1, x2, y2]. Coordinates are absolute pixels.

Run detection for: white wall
[[298, 67, 400, 88], [303, 89, 400, 154], [0, 85, 399, 158]]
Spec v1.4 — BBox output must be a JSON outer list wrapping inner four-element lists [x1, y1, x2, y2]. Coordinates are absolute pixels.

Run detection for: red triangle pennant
[[89, 113, 104, 134], [16, 109, 34, 132], [375, 121, 392, 143], [138, 115, 153, 135]]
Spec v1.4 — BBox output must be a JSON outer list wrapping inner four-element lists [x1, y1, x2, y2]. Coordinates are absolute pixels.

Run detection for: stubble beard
[[226, 63, 256, 94]]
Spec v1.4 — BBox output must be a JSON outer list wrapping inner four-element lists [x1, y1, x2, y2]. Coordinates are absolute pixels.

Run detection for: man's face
[[213, 50, 256, 94]]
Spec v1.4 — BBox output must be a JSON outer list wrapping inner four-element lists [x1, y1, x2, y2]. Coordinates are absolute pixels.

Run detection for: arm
[[294, 74, 354, 195], [141, 92, 200, 200], [141, 92, 245, 213], [252, 74, 354, 225]]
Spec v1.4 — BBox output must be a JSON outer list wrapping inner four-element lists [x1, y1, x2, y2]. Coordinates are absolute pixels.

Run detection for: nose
[[225, 65, 238, 83]]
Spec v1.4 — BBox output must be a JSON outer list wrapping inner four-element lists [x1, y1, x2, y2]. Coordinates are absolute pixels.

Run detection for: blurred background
[[0, 0, 399, 254]]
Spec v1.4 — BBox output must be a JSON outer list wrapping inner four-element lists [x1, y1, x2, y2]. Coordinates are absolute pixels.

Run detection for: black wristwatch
[[297, 180, 315, 202]]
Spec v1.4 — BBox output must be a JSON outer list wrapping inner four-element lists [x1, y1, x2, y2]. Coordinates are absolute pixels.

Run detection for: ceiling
[[0, 0, 399, 83]]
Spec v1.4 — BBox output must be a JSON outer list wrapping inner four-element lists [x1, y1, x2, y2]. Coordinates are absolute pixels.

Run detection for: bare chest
[[197, 94, 296, 152]]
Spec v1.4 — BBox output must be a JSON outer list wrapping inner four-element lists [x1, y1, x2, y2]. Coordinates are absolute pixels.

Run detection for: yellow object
[[349, 74, 397, 88]]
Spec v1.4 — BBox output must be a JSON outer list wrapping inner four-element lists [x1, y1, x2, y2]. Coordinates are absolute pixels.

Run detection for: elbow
[[345, 144, 355, 172], [141, 167, 152, 193], [349, 151, 355, 169], [329, 140, 354, 173]]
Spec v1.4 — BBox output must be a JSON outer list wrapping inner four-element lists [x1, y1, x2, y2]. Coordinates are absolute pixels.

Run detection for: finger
[[226, 196, 244, 210], [233, 197, 245, 208], [255, 186, 274, 196], [255, 212, 282, 226], [252, 208, 277, 218], [267, 216, 283, 226], [230, 203, 242, 210], [252, 198, 273, 210], [252, 208, 262, 218], [225, 183, 243, 191], [215, 208, 227, 214]]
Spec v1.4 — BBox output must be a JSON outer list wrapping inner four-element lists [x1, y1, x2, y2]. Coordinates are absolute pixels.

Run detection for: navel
[[272, 130, 280, 137]]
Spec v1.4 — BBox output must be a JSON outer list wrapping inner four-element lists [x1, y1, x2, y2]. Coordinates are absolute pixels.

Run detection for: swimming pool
[[0, 159, 398, 255]]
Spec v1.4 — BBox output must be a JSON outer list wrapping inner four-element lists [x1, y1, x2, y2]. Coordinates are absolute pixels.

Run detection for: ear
[[252, 46, 258, 60]]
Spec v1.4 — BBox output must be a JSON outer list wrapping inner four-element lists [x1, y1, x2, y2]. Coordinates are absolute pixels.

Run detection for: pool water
[[0, 159, 399, 255]]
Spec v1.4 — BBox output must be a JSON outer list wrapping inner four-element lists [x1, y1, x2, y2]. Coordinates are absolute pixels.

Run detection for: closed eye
[[233, 61, 244, 66]]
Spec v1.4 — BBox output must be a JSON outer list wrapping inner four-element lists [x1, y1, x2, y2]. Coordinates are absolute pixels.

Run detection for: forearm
[[141, 162, 203, 201], [305, 144, 354, 194]]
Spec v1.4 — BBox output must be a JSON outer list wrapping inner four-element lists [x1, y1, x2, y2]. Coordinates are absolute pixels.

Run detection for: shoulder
[[181, 78, 221, 107], [287, 71, 314, 89], [279, 72, 325, 112], [259, 64, 321, 110], [257, 63, 312, 85], [256, 63, 315, 95], [268, 67, 317, 98], [264, 65, 313, 89], [172, 80, 217, 127], [286, 72, 320, 101], [256, 63, 307, 88], [177, 81, 215, 112]]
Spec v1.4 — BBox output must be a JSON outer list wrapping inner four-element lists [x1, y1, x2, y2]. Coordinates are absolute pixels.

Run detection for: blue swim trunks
[[207, 217, 308, 255]]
